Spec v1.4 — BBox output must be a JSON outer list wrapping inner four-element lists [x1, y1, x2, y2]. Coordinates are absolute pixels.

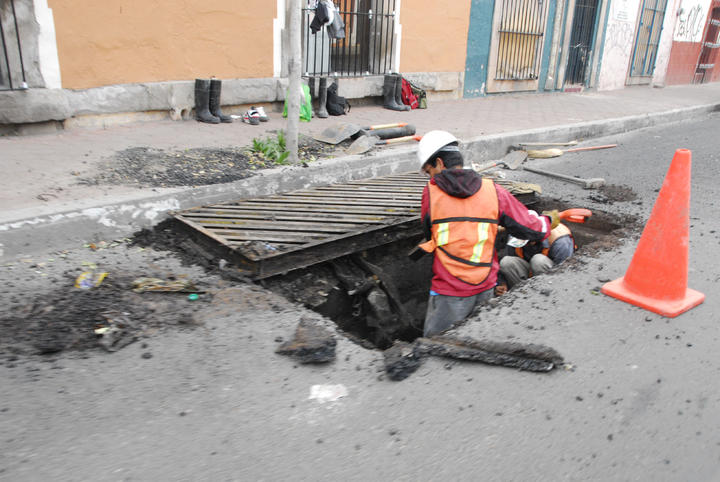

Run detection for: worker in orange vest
[[495, 218, 576, 295], [416, 130, 560, 336]]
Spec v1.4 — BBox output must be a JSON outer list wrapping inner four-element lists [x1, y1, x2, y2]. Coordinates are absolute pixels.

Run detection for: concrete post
[[286, 0, 301, 164]]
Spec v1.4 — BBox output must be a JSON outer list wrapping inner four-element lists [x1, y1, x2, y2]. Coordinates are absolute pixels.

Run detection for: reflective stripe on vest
[[418, 178, 499, 285]]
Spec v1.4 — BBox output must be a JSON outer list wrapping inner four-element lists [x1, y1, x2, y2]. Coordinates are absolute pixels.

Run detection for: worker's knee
[[499, 256, 530, 286], [530, 254, 554, 274]]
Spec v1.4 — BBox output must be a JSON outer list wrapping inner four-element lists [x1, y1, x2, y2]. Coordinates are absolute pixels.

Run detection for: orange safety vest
[[514, 223, 575, 258], [418, 179, 499, 285]]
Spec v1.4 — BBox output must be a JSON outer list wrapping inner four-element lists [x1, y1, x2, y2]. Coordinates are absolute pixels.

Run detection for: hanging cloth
[[325, 1, 346, 39], [310, 1, 330, 33]]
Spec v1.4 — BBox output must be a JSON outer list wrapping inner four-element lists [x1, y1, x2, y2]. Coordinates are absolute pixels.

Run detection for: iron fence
[[302, 0, 396, 78]]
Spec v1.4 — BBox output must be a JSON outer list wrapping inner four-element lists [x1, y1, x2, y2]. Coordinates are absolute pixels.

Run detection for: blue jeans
[[423, 289, 494, 337]]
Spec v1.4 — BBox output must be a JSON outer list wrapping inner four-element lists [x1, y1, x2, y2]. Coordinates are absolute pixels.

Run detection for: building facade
[[0, 0, 717, 128]]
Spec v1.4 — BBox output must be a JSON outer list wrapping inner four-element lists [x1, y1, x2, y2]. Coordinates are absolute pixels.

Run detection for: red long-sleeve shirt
[[421, 170, 550, 296]]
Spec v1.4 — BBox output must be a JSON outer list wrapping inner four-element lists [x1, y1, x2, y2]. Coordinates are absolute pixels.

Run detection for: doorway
[[565, 0, 600, 86]]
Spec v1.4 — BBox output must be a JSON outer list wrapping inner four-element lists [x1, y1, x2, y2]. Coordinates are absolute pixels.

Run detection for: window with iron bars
[[302, 0, 397, 78]]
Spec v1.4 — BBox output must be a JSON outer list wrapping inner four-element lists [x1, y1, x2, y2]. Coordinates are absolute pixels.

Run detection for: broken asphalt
[[1, 82, 720, 259], [1, 84, 720, 480]]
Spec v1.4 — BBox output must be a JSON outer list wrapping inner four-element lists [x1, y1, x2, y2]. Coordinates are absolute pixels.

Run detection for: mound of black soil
[[0, 273, 206, 360], [81, 135, 336, 188]]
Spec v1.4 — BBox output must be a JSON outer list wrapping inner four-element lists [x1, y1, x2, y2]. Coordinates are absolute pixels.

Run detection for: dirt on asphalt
[[79, 133, 337, 188], [0, 240, 227, 365], [0, 177, 643, 363]]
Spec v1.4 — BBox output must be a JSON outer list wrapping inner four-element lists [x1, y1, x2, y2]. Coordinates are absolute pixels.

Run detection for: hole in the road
[[260, 199, 634, 349], [127, 197, 639, 351]]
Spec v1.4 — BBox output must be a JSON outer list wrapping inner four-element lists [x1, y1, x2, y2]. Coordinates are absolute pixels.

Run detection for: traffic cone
[[601, 148, 705, 317]]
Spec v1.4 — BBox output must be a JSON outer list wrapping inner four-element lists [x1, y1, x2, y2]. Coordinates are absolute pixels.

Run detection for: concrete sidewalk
[[1, 82, 719, 259]]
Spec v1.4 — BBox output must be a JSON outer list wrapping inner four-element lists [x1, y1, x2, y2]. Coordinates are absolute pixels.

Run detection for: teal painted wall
[[463, 0, 495, 98], [464, 0, 561, 96], [538, 0, 558, 91]]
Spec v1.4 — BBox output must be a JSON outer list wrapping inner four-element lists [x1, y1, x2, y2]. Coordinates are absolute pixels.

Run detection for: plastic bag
[[283, 84, 313, 122]]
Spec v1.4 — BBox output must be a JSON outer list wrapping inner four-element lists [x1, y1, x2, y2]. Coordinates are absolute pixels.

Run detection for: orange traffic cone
[[601, 148, 705, 317]]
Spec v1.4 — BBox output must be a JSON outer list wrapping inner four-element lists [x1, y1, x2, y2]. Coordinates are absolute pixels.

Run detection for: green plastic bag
[[282, 84, 313, 122]]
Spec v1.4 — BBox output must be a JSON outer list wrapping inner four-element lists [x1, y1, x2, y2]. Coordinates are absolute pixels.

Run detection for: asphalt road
[[1, 113, 719, 481]]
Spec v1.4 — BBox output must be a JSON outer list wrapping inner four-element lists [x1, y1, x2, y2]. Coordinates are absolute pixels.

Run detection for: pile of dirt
[[0, 272, 207, 361], [590, 184, 638, 204], [80, 134, 336, 188]]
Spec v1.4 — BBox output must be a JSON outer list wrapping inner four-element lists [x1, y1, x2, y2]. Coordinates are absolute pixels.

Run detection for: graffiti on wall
[[674, 0, 711, 42], [606, 21, 636, 53]]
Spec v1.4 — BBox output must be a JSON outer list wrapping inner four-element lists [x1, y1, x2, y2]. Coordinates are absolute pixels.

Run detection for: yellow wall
[[399, 0, 471, 72], [49, 0, 276, 89]]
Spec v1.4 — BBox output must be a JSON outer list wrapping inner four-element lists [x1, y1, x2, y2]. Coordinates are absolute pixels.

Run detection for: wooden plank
[[204, 203, 417, 215], [209, 229, 325, 243], [314, 185, 422, 192], [180, 211, 388, 224], [287, 190, 420, 199], [178, 217, 364, 233], [250, 197, 418, 207]]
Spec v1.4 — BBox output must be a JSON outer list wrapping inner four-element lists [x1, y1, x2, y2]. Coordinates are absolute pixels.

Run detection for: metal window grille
[[302, 0, 396, 78], [0, 0, 27, 90], [494, 0, 548, 81], [629, 0, 668, 77]]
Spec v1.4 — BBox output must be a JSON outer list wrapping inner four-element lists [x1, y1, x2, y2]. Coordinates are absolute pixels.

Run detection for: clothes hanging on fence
[[310, 1, 345, 39], [326, 2, 346, 39], [310, 1, 330, 33]]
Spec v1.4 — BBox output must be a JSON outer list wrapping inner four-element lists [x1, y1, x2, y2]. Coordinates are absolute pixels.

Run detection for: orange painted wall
[[399, 0, 472, 72], [49, 1, 276, 89]]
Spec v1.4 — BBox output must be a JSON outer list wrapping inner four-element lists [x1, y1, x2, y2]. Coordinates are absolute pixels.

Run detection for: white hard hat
[[417, 130, 458, 166]]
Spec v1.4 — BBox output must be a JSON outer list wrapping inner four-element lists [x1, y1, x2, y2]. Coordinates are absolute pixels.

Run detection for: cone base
[[601, 277, 705, 318]]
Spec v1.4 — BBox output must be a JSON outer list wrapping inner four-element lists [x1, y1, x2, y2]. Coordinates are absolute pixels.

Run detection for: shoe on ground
[[242, 110, 260, 125], [251, 106, 269, 122]]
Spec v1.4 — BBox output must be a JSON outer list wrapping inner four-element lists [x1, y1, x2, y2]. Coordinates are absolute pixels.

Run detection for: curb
[[1, 102, 718, 260]]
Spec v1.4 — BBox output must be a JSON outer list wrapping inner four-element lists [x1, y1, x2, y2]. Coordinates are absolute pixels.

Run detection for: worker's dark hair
[[425, 144, 464, 169]]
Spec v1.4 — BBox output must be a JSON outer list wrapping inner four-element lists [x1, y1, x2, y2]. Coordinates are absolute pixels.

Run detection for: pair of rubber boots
[[195, 78, 232, 124], [382, 74, 410, 112]]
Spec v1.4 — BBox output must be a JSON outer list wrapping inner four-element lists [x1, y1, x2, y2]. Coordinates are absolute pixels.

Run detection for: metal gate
[[627, 0, 668, 84], [565, 0, 600, 85], [0, 0, 27, 91], [486, 0, 550, 93], [694, 9, 720, 84], [302, 0, 396, 77]]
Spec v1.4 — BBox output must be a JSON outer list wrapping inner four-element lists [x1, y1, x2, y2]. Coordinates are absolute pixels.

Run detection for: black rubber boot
[[394, 74, 411, 111], [194, 79, 220, 124], [317, 77, 329, 118], [383, 74, 406, 111], [209, 79, 233, 123]]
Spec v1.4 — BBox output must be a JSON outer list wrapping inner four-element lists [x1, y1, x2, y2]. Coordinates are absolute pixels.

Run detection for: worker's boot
[[393, 74, 410, 111], [317, 77, 329, 118], [209, 79, 233, 123], [383, 74, 406, 111], [194, 79, 220, 124]]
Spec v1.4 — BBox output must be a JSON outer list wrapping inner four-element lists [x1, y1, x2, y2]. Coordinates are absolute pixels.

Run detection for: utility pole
[[286, 0, 301, 164]]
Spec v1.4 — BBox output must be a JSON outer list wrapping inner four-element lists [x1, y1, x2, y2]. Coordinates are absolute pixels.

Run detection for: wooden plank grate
[[174, 172, 428, 278]]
